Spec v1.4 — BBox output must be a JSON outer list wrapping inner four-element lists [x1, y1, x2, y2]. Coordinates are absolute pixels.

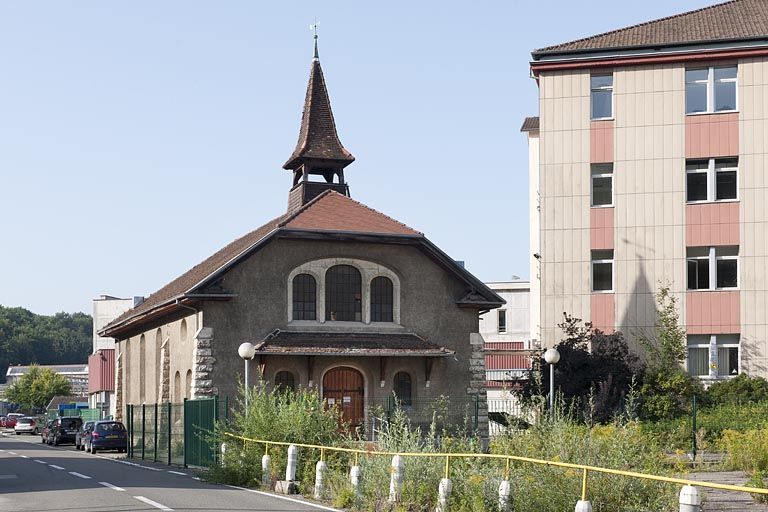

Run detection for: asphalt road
[[0, 431, 340, 512]]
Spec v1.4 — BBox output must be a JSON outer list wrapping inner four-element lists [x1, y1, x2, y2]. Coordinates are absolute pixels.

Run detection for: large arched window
[[370, 276, 394, 322], [292, 274, 317, 320], [393, 372, 413, 406], [326, 265, 362, 321], [274, 371, 296, 392]]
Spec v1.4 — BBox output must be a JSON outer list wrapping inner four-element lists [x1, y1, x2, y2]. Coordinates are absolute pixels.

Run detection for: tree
[[5, 366, 73, 412], [518, 314, 643, 423]]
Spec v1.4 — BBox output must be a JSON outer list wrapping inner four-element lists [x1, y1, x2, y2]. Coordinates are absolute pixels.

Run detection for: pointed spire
[[283, 45, 355, 171], [312, 22, 319, 60]]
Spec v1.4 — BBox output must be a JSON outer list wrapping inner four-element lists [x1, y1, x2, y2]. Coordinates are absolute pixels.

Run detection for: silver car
[[14, 417, 40, 435]]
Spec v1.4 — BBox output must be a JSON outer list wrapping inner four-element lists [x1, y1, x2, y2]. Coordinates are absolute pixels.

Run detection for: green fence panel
[[184, 396, 219, 468]]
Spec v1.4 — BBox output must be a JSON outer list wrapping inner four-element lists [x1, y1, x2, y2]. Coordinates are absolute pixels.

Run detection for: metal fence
[[126, 397, 228, 468], [46, 408, 101, 421]]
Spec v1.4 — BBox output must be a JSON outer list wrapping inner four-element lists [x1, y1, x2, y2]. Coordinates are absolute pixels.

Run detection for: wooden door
[[322, 367, 364, 430]]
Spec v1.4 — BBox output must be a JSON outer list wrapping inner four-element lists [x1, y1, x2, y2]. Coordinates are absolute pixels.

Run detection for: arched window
[[370, 276, 394, 322], [274, 371, 296, 392], [185, 370, 193, 399], [326, 265, 362, 321], [393, 372, 412, 406], [180, 319, 187, 343], [292, 274, 317, 320], [174, 371, 181, 402]]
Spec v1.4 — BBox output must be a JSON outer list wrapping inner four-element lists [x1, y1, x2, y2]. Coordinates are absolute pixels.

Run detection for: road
[[0, 432, 340, 512]]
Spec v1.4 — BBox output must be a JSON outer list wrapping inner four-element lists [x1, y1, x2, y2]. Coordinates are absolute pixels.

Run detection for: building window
[[590, 74, 613, 120], [274, 371, 296, 392], [686, 158, 738, 203], [591, 250, 613, 292], [687, 247, 738, 290], [370, 276, 394, 322], [591, 164, 613, 207], [686, 66, 737, 114], [326, 265, 362, 321], [393, 372, 412, 406], [687, 334, 739, 378], [497, 309, 507, 333], [292, 274, 317, 320]]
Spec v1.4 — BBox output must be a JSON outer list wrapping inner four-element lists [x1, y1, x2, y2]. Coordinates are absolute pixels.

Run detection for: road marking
[[19, 455, 29, 459], [34, 459, 46, 464], [167, 470, 186, 476], [192, 477, 201, 481], [99, 481, 126, 492], [0, 475, 18, 480], [69, 471, 92, 479], [7, 451, 16, 455], [49, 465, 65, 470], [134, 496, 173, 511], [226, 485, 343, 511]]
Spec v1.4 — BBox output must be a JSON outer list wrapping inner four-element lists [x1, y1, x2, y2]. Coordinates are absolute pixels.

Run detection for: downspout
[[176, 299, 200, 332]]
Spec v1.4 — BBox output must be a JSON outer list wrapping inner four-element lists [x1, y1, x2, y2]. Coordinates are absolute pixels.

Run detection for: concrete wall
[[93, 297, 133, 353], [479, 281, 530, 343]]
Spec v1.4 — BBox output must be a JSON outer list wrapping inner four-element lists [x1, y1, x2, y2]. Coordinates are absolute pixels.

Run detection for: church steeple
[[284, 35, 355, 212]]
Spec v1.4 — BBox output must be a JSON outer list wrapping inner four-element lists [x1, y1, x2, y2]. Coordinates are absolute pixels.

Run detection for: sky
[[0, 0, 710, 315]]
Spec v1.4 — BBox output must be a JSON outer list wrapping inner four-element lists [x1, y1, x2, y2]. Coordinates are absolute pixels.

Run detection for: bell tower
[[284, 31, 355, 212]]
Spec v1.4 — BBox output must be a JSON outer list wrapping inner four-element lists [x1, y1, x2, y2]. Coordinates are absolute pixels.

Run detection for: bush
[[638, 368, 703, 421], [707, 374, 768, 405], [720, 429, 768, 472], [746, 470, 768, 504]]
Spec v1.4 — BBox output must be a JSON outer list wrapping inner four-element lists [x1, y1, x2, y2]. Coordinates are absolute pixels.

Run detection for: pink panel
[[88, 349, 115, 393], [590, 120, 614, 163], [590, 207, 614, 249], [685, 113, 739, 158], [590, 293, 615, 333], [686, 291, 740, 334], [686, 203, 739, 246]]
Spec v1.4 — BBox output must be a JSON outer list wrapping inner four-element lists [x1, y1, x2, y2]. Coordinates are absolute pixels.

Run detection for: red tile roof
[[534, 0, 768, 57]]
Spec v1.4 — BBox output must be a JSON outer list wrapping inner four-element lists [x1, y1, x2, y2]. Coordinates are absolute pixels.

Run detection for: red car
[[2, 413, 24, 429]]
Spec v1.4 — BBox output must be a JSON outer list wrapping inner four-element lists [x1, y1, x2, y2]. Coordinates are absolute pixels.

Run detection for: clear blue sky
[[0, 1, 708, 315]]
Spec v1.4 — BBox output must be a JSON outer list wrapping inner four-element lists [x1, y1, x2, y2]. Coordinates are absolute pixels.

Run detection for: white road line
[[7, 451, 17, 455], [19, 455, 29, 459], [69, 471, 92, 479], [49, 465, 65, 470], [99, 481, 126, 492], [167, 470, 186, 476], [226, 485, 343, 512], [34, 459, 46, 464], [134, 496, 173, 511]]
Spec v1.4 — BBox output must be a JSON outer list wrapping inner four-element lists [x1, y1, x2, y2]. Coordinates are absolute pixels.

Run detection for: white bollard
[[314, 460, 327, 500], [285, 444, 298, 481], [679, 485, 702, 512], [435, 478, 452, 512], [261, 454, 271, 487], [575, 500, 593, 512], [498, 479, 511, 511], [350, 465, 362, 495], [388, 455, 404, 503]]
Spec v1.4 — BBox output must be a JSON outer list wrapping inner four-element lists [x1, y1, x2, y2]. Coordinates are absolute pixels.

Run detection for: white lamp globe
[[543, 347, 561, 365], [238, 342, 256, 360]]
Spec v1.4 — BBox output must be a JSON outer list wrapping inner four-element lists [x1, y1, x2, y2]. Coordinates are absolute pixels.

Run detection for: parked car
[[41, 419, 55, 444], [13, 417, 39, 435], [49, 417, 83, 446], [3, 413, 24, 429], [75, 421, 95, 450], [83, 420, 127, 454]]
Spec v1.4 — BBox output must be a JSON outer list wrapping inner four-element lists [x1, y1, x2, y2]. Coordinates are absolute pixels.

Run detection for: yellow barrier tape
[[224, 432, 768, 496]]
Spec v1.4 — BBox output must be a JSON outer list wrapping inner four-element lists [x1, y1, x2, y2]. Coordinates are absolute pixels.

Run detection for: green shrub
[[746, 470, 768, 504], [707, 374, 768, 405], [638, 368, 703, 421], [720, 429, 768, 472]]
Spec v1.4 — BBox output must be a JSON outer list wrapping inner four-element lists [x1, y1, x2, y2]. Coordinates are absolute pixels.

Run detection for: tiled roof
[[520, 117, 539, 133], [254, 329, 455, 357], [282, 190, 421, 236], [534, 0, 768, 57], [284, 59, 355, 170]]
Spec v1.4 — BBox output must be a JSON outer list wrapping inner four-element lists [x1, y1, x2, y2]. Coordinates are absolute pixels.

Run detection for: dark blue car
[[84, 420, 127, 454]]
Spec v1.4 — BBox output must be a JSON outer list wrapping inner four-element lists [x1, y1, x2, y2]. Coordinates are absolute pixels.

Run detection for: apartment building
[[525, 0, 768, 382]]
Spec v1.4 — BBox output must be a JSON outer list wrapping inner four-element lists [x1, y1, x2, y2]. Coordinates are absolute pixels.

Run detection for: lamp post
[[238, 342, 256, 413], [543, 347, 560, 413]]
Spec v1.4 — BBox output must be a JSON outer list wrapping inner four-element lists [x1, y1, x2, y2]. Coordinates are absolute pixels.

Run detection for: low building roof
[[6, 365, 88, 377], [520, 117, 539, 133], [253, 329, 455, 357], [45, 395, 86, 410]]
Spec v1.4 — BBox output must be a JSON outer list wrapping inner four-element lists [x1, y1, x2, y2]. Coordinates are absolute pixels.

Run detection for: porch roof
[[252, 329, 455, 357]]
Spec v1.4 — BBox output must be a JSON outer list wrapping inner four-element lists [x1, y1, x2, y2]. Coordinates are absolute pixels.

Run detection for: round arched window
[[292, 274, 317, 320], [393, 372, 412, 406], [274, 371, 296, 392], [371, 276, 394, 322], [325, 265, 362, 321]]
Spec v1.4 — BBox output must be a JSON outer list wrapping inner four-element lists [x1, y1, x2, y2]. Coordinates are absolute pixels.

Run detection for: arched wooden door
[[322, 367, 364, 430]]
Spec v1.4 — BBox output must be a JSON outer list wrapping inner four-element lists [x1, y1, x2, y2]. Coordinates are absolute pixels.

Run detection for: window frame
[[325, 265, 363, 322], [715, 254, 739, 290], [686, 256, 710, 291], [590, 164, 614, 208], [497, 309, 507, 334], [292, 273, 317, 321], [393, 371, 413, 406], [686, 247, 739, 291], [685, 158, 739, 204], [590, 73, 614, 120], [370, 276, 394, 323], [686, 66, 738, 115], [716, 340, 740, 378], [590, 251, 614, 293], [686, 342, 711, 378]]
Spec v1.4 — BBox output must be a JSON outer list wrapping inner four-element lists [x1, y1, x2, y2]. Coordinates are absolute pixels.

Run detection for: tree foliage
[[5, 366, 73, 412], [707, 373, 768, 406], [0, 305, 92, 383]]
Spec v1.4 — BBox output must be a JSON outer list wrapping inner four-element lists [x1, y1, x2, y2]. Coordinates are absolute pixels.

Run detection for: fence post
[[183, 398, 188, 468], [314, 458, 327, 500], [691, 395, 698, 462], [262, 451, 271, 487], [285, 444, 298, 481], [350, 464, 362, 496], [498, 479, 511, 511], [167, 402, 172, 466], [128, 405, 133, 458], [436, 477, 452, 512], [388, 454, 404, 503], [214, 395, 220, 466], [141, 404, 146, 460], [474, 395, 479, 431], [679, 485, 702, 512], [154, 403, 158, 463]]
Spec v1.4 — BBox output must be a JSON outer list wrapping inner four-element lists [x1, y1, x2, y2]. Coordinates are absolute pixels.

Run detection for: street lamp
[[543, 347, 560, 413], [238, 342, 256, 413]]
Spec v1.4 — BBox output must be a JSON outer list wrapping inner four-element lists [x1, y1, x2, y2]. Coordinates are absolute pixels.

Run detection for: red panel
[[590, 120, 614, 163], [687, 291, 740, 334], [88, 349, 115, 393], [590, 293, 615, 333], [686, 203, 739, 246], [685, 113, 739, 158], [591, 207, 614, 250]]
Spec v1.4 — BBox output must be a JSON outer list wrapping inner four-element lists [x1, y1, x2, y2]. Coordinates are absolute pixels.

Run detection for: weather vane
[[310, 19, 319, 60]]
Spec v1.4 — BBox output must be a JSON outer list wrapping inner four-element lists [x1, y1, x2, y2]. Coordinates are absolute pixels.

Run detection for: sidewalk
[[687, 471, 768, 511]]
